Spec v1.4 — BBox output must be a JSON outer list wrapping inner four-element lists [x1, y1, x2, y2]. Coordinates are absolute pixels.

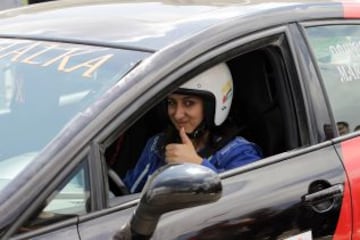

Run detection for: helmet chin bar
[[186, 120, 207, 139]]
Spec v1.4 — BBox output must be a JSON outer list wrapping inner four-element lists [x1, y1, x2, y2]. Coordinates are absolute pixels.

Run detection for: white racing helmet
[[176, 63, 233, 127]]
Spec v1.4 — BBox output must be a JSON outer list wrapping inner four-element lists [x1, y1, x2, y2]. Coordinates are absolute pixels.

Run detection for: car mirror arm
[[113, 163, 222, 240]]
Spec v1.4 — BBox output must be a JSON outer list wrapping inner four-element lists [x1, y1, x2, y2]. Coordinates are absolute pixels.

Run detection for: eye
[[167, 99, 175, 106], [184, 100, 195, 107]]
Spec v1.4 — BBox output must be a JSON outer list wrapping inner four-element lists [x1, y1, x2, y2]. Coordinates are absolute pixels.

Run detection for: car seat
[[228, 50, 286, 157]]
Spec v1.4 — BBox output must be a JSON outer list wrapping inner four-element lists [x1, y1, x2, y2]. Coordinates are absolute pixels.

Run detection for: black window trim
[[300, 19, 360, 27], [286, 22, 337, 144]]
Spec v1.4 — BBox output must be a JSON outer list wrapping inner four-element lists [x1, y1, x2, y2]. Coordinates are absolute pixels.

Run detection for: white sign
[[0, 0, 23, 10], [284, 231, 312, 240]]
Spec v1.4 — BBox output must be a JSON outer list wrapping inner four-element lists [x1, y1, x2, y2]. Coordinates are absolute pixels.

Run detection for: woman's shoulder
[[218, 136, 262, 156]]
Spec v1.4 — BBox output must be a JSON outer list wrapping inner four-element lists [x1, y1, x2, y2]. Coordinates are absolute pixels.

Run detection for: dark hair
[[337, 121, 349, 128]]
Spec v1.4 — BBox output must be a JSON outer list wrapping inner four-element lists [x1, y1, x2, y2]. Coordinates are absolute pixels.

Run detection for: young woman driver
[[124, 63, 262, 193]]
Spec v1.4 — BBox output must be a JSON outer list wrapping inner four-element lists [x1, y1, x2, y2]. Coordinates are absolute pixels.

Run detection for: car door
[[304, 22, 360, 240], [152, 147, 345, 240]]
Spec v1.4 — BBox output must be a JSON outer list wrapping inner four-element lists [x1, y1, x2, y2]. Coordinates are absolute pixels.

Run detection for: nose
[[173, 104, 185, 120]]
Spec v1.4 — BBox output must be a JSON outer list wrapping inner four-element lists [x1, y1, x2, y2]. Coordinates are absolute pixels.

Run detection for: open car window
[[104, 33, 305, 199]]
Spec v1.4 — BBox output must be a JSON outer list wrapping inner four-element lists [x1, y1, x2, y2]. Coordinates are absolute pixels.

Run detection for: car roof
[[0, 0, 347, 51]]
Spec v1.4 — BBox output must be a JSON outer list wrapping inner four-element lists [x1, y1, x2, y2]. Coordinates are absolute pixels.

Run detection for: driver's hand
[[165, 127, 203, 165]]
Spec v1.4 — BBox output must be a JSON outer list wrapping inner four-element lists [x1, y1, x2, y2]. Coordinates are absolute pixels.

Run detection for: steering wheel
[[108, 169, 129, 195]]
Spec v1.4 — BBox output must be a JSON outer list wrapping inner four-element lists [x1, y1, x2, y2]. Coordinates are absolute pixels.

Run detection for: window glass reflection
[[306, 25, 360, 135]]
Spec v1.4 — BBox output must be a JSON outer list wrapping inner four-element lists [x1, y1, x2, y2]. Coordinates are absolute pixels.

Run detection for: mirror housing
[[114, 163, 222, 240]]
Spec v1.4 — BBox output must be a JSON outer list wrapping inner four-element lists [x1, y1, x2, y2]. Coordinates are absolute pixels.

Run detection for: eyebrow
[[183, 96, 197, 100], [167, 95, 201, 102]]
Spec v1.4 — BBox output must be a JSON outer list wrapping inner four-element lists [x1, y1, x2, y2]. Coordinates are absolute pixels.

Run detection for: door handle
[[303, 184, 343, 202], [302, 184, 343, 213]]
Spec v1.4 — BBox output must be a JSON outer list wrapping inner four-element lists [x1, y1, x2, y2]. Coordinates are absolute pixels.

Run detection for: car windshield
[[0, 38, 148, 191]]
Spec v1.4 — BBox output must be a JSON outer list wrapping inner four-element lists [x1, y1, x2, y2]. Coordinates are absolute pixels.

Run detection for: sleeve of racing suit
[[123, 136, 158, 193], [200, 137, 263, 173]]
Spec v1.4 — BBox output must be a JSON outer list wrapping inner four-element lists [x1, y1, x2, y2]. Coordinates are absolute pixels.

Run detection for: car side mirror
[[113, 163, 222, 240]]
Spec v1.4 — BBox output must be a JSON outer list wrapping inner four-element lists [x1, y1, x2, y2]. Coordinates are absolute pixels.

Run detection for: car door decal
[[335, 137, 360, 240], [284, 231, 312, 240], [341, 1, 360, 18], [333, 175, 352, 240]]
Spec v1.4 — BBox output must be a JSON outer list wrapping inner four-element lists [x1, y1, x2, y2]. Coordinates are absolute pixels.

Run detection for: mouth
[[175, 122, 188, 130], [176, 121, 187, 126]]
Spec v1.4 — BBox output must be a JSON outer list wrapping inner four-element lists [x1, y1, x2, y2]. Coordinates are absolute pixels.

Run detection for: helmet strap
[[186, 120, 207, 139]]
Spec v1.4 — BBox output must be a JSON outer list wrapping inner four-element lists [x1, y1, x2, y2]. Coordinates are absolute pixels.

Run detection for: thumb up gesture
[[165, 127, 203, 164]]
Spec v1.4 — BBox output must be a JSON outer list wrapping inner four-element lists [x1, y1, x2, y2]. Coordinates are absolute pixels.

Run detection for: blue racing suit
[[124, 134, 262, 193]]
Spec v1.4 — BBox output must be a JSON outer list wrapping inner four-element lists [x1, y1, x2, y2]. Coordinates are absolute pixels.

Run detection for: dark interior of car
[[105, 47, 297, 196], [228, 49, 287, 157]]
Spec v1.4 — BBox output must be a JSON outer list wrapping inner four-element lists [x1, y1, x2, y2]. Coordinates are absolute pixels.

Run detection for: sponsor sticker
[[221, 80, 233, 103], [283, 231, 312, 240], [0, 40, 114, 78]]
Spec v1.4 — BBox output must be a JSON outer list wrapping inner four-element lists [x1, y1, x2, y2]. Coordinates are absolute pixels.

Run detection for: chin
[[184, 128, 195, 134], [176, 125, 192, 133]]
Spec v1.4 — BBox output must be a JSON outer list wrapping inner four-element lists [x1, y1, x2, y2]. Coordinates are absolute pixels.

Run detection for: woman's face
[[167, 93, 204, 133]]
